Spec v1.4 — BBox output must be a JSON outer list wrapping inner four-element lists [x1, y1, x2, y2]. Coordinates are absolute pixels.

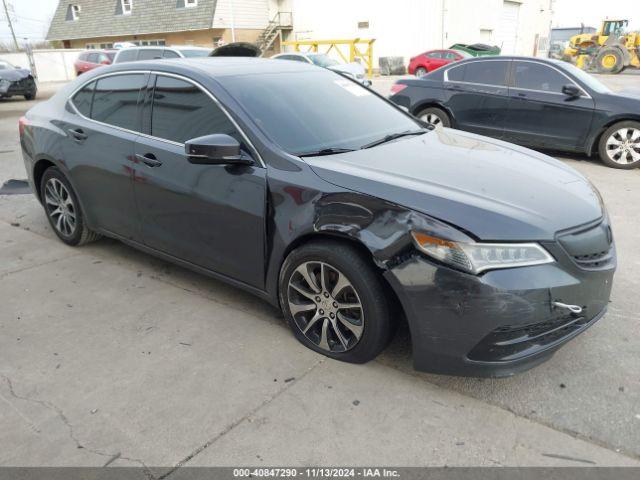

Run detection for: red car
[[408, 49, 469, 77], [74, 50, 116, 76]]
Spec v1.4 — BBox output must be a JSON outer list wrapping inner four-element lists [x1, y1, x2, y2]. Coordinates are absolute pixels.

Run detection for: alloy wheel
[[606, 127, 640, 165], [44, 178, 77, 236], [421, 113, 442, 127], [287, 261, 364, 353]]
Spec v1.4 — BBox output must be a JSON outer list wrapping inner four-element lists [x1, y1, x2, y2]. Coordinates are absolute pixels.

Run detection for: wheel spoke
[[630, 129, 640, 142], [289, 302, 316, 316], [319, 263, 328, 292], [290, 283, 318, 301], [330, 319, 349, 350], [318, 318, 330, 350], [302, 311, 323, 334], [295, 263, 321, 294], [337, 302, 361, 311], [331, 270, 351, 298], [55, 213, 64, 232], [337, 312, 363, 340]]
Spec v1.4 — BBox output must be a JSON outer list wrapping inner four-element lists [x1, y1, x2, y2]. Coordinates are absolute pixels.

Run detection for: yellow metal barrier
[[281, 38, 376, 78]]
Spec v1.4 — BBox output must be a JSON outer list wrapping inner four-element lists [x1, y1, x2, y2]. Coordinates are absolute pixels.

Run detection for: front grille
[[558, 221, 614, 271], [7, 77, 34, 93], [468, 311, 592, 362]]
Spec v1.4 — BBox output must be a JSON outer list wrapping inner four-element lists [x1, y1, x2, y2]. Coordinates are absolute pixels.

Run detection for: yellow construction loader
[[564, 19, 640, 74]]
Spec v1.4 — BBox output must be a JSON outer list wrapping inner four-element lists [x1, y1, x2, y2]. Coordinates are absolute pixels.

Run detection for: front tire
[[595, 47, 625, 74], [416, 106, 451, 128], [279, 240, 394, 365], [24, 90, 36, 101], [598, 121, 640, 169], [40, 167, 101, 245]]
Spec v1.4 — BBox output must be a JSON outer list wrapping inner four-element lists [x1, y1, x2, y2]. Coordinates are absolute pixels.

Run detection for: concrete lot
[[0, 74, 639, 472]]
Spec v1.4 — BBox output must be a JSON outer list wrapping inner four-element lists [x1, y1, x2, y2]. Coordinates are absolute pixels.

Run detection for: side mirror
[[562, 84, 581, 98], [185, 133, 254, 166]]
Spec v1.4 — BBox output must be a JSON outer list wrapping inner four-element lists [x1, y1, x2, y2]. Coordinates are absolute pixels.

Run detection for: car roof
[[100, 56, 321, 77]]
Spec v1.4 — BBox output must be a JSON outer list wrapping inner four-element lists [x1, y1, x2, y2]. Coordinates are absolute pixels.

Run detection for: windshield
[[561, 62, 612, 94], [220, 70, 422, 155], [0, 60, 15, 70], [307, 54, 340, 68], [180, 49, 212, 58]]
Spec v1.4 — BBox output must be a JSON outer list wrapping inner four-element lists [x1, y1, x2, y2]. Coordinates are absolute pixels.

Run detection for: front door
[[62, 72, 147, 240], [443, 60, 511, 139], [503, 61, 595, 150], [132, 74, 266, 288]]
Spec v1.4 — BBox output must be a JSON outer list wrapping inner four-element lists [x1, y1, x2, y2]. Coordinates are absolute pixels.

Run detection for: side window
[[71, 80, 95, 117], [443, 51, 457, 60], [426, 52, 441, 58], [163, 49, 180, 58], [151, 75, 238, 144], [463, 61, 508, 86], [138, 49, 163, 60], [115, 49, 137, 63], [87, 53, 99, 63], [446, 64, 465, 81], [513, 62, 568, 93], [91, 74, 146, 130]]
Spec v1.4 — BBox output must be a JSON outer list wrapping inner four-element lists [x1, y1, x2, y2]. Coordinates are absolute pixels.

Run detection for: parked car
[[0, 60, 37, 100], [449, 43, 501, 57], [20, 58, 615, 377], [390, 56, 640, 169], [272, 52, 372, 86], [113, 46, 212, 63], [408, 49, 469, 76], [74, 50, 116, 76]]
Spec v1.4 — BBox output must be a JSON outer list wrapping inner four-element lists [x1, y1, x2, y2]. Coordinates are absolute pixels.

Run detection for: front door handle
[[136, 153, 163, 168], [68, 128, 87, 142]]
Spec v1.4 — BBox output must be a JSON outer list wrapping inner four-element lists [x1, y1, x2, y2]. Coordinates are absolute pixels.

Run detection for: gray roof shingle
[[47, 0, 218, 41]]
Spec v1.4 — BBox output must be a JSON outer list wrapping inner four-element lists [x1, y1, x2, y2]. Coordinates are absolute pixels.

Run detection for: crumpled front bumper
[[384, 241, 616, 377]]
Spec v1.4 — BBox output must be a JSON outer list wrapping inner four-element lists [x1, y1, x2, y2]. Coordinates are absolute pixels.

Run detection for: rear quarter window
[[71, 80, 96, 117], [446, 64, 465, 81], [91, 74, 146, 130]]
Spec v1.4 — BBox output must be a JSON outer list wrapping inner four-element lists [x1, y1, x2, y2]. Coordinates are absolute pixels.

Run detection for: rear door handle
[[136, 153, 163, 167], [68, 128, 87, 142]]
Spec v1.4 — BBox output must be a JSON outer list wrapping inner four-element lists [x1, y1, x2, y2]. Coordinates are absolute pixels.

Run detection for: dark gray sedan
[[19, 58, 615, 377], [390, 56, 640, 169]]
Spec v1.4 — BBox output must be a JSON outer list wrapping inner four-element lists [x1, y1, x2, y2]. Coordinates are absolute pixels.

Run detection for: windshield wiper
[[297, 147, 356, 157], [360, 129, 427, 150]]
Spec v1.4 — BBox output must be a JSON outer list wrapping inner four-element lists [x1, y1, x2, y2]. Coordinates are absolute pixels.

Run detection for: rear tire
[[40, 167, 101, 246], [415, 67, 428, 77], [595, 47, 625, 74], [279, 240, 394, 365], [598, 121, 640, 169], [416, 106, 451, 128]]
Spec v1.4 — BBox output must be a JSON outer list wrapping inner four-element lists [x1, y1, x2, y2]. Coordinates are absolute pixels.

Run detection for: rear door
[[503, 60, 595, 150], [63, 72, 148, 240], [443, 59, 510, 138], [132, 73, 266, 288]]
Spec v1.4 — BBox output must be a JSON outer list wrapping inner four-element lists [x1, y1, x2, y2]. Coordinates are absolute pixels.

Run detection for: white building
[[288, 0, 554, 63]]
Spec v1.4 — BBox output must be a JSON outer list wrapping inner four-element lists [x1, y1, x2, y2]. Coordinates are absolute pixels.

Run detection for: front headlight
[[411, 232, 554, 274], [0, 79, 10, 89]]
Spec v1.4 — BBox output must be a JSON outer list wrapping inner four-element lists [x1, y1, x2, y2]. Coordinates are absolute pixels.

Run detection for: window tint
[[91, 74, 145, 130], [115, 49, 137, 63], [426, 52, 441, 58], [514, 62, 568, 93], [162, 49, 181, 58], [72, 80, 95, 117], [87, 53, 99, 63], [138, 49, 163, 60], [151, 76, 238, 144], [446, 64, 465, 81], [443, 51, 458, 60], [463, 61, 508, 85]]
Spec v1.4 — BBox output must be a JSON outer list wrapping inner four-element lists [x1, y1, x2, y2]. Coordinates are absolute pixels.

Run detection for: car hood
[[304, 128, 603, 241], [0, 68, 31, 81], [328, 63, 365, 76]]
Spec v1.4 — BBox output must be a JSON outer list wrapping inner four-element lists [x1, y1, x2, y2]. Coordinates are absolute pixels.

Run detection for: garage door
[[496, 1, 520, 54]]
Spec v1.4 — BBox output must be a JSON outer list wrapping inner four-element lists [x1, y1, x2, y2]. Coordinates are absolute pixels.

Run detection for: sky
[[0, 0, 637, 46]]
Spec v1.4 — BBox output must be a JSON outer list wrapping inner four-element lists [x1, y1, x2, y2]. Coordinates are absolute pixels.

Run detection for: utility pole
[[2, 0, 19, 51]]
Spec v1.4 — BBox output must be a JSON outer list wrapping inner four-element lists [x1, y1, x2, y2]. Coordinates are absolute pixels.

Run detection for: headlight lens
[[411, 232, 554, 274]]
